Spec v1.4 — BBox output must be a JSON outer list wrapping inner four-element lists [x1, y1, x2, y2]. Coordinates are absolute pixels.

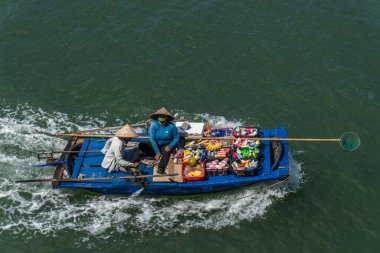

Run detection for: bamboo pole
[[51, 133, 340, 142], [52, 133, 121, 138], [60, 122, 148, 134], [55, 120, 188, 135], [38, 150, 102, 155], [16, 173, 179, 183], [186, 136, 340, 142]]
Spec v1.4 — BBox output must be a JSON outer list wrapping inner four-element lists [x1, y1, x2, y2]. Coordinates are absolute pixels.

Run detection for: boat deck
[[56, 128, 289, 195]]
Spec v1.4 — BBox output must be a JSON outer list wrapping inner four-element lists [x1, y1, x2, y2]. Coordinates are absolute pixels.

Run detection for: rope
[[233, 177, 290, 201]]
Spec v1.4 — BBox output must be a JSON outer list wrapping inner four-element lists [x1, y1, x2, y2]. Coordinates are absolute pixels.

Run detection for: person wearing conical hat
[[101, 124, 141, 174], [138, 107, 180, 174]]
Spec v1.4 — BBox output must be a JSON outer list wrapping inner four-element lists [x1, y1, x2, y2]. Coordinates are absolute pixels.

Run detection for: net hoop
[[340, 132, 360, 152]]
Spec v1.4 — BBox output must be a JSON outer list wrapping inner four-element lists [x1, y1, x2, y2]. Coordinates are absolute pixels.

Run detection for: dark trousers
[[124, 147, 140, 163], [139, 142, 171, 170]]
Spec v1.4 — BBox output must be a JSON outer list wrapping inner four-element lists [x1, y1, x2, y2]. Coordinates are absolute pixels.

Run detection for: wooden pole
[[55, 120, 189, 135], [56, 122, 147, 135], [16, 173, 179, 183], [71, 122, 148, 134], [52, 133, 121, 138], [51, 133, 340, 142], [38, 150, 103, 155], [185, 136, 340, 142]]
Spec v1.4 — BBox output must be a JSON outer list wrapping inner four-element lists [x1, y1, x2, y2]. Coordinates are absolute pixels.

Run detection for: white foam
[[0, 102, 304, 246]]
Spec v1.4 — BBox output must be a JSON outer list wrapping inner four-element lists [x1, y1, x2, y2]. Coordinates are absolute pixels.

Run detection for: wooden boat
[[49, 126, 290, 195]]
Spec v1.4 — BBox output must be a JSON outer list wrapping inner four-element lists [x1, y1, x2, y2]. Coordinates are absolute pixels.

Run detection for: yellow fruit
[[189, 171, 202, 177]]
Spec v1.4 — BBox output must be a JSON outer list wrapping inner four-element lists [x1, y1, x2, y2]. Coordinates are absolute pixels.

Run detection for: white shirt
[[101, 137, 133, 172]]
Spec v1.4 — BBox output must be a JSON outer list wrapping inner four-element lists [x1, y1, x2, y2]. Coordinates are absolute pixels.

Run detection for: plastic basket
[[204, 158, 230, 176], [231, 159, 259, 177], [232, 126, 260, 138], [204, 127, 233, 137], [182, 162, 205, 182]]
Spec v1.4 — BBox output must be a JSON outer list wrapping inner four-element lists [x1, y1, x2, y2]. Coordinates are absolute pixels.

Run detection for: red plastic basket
[[182, 162, 205, 182]]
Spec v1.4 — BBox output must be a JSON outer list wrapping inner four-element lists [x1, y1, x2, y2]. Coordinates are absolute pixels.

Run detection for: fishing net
[[340, 132, 360, 152]]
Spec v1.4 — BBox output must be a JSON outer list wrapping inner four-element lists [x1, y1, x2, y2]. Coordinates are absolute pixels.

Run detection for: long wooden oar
[[185, 136, 340, 142], [16, 173, 179, 183], [50, 133, 340, 143], [52, 133, 124, 138], [54, 120, 189, 135], [71, 122, 148, 134], [38, 150, 102, 155], [50, 132, 360, 152], [51, 133, 338, 141]]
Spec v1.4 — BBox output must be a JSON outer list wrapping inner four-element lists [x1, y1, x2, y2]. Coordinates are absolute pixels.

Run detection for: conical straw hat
[[150, 107, 175, 121], [115, 124, 138, 138]]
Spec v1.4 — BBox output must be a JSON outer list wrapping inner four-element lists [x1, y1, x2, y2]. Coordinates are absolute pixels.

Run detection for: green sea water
[[0, 1, 379, 252]]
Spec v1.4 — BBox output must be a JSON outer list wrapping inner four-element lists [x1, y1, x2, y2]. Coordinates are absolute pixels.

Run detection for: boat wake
[[0, 101, 304, 247]]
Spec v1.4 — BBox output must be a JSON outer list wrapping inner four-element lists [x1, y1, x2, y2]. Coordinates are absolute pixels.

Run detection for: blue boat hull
[[54, 127, 289, 195]]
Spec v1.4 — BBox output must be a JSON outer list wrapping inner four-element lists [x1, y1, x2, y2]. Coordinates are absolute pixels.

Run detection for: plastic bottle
[[63, 169, 70, 178]]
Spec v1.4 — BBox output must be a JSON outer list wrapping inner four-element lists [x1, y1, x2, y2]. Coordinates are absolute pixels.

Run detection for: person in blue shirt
[[139, 107, 180, 174]]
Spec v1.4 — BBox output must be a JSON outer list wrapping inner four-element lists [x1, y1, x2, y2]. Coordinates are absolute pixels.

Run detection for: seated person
[[101, 124, 140, 174], [139, 107, 180, 174]]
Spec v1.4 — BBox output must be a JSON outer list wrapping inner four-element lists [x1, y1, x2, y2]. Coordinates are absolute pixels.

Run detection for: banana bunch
[[205, 141, 222, 151], [196, 140, 209, 146]]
